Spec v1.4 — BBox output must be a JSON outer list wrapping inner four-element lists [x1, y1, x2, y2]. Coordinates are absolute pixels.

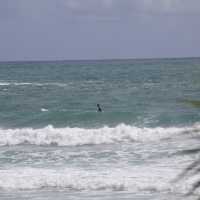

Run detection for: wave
[[41, 108, 48, 112], [0, 82, 68, 87], [0, 123, 199, 147], [0, 80, 105, 87], [0, 167, 173, 192]]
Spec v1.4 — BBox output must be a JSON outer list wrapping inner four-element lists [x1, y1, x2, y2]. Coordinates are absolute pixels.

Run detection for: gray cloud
[[61, 0, 200, 17], [0, 0, 199, 61], [140, 0, 200, 15], [0, 0, 19, 20], [1, 0, 200, 22]]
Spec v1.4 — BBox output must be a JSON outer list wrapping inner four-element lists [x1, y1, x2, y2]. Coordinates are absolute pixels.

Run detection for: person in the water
[[97, 104, 102, 112]]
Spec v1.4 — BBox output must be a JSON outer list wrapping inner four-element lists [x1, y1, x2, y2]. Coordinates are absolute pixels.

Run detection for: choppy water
[[0, 58, 200, 200]]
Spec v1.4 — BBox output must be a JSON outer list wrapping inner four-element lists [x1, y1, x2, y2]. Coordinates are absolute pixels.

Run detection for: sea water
[[0, 58, 200, 199]]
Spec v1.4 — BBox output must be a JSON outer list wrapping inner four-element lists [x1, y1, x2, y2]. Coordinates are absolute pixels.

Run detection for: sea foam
[[0, 167, 173, 192], [0, 123, 199, 147], [0, 166, 195, 195], [0, 82, 68, 87]]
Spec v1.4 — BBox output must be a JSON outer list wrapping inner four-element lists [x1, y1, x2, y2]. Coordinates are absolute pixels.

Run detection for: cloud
[[56, 0, 200, 22], [0, 0, 200, 23], [0, 0, 200, 61], [61, 0, 200, 15], [141, 0, 200, 15], [0, 0, 19, 20]]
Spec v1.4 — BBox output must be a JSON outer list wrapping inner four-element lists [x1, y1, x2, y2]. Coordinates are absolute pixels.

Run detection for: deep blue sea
[[0, 58, 200, 200]]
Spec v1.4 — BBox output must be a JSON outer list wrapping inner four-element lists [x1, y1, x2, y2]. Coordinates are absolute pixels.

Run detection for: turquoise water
[[0, 58, 200, 128], [0, 58, 200, 200]]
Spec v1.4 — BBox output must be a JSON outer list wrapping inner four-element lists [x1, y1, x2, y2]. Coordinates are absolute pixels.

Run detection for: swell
[[0, 123, 199, 146]]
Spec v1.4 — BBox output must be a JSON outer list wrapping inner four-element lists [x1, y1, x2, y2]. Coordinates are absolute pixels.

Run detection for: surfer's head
[[97, 104, 102, 112]]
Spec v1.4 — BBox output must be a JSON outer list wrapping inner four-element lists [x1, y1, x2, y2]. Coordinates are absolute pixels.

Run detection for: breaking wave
[[0, 167, 174, 192], [0, 123, 199, 147]]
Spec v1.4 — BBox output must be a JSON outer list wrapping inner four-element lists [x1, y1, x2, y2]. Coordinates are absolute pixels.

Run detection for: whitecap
[[41, 108, 48, 112], [0, 123, 199, 147], [0, 167, 173, 192]]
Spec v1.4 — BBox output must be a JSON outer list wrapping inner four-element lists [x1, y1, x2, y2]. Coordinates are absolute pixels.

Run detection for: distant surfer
[[97, 104, 102, 112]]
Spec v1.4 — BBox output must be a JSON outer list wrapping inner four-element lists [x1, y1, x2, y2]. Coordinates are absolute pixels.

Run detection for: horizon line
[[0, 56, 200, 63]]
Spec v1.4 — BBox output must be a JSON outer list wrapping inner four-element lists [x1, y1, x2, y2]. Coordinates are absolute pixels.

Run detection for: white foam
[[0, 82, 10, 86], [0, 82, 34, 86], [0, 167, 174, 192], [0, 123, 199, 147], [0, 82, 68, 87], [41, 108, 48, 112]]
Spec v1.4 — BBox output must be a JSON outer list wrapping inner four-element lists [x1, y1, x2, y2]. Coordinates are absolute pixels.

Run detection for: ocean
[[0, 58, 200, 199]]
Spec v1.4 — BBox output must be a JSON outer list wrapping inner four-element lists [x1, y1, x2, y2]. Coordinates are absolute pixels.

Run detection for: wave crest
[[0, 123, 199, 146], [0, 82, 67, 87]]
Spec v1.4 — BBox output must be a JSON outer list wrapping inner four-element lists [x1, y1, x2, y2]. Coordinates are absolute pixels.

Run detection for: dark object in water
[[97, 104, 102, 112]]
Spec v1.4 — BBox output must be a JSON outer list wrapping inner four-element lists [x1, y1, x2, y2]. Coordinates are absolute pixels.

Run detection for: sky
[[0, 0, 200, 61]]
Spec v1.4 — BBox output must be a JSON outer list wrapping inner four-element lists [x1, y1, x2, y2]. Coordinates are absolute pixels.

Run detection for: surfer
[[97, 104, 102, 112]]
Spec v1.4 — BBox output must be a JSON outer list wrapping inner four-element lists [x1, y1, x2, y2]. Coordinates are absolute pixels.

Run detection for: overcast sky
[[0, 0, 200, 61]]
